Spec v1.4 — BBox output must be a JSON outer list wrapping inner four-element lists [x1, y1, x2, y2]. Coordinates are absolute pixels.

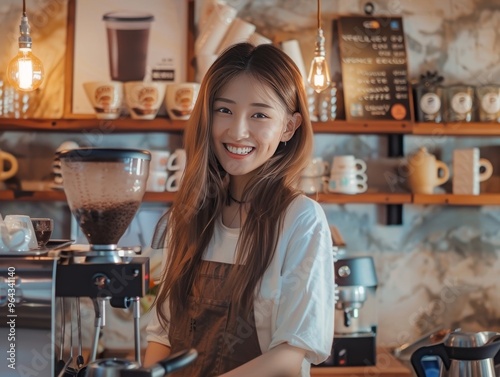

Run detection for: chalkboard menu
[[337, 16, 412, 121]]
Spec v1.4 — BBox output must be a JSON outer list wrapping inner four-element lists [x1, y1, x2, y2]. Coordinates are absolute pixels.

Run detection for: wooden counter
[[311, 348, 412, 377], [106, 347, 412, 377]]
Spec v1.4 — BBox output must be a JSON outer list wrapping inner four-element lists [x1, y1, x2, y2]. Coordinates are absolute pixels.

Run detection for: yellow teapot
[[407, 147, 449, 194]]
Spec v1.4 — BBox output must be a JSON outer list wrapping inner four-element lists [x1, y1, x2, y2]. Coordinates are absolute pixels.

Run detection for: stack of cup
[[165, 149, 186, 192], [146, 150, 171, 192], [52, 141, 80, 190], [327, 155, 368, 194], [298, 157, 329, 194]]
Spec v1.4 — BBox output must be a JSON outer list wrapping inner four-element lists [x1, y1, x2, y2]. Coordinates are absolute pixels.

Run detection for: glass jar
[[414, 84, 444, 122], [476, 85, 500, 122], [445, 84, 475, 122]]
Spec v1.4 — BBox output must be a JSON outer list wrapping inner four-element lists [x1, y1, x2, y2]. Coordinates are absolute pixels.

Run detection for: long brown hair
[[154, 42, 313, 326]]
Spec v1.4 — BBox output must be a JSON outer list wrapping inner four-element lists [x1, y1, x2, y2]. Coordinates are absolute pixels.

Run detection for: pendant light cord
[[317, 0, 321, 31], [23, 0, 26, 16]]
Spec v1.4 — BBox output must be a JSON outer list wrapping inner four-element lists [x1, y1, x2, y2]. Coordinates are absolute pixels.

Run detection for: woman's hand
[[143, 341, 171, 368]]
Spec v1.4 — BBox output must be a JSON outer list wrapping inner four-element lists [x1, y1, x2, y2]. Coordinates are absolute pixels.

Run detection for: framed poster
[[337, 16, 413, 122], [68, 0, 189, 116]]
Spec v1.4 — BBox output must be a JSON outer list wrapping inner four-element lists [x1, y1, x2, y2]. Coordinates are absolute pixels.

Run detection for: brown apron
[[168, 261, 262, 376]]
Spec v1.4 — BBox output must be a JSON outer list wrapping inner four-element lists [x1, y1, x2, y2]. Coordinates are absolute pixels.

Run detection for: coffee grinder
[[330, 255, 378, 366], [56, 148, 152, 365]]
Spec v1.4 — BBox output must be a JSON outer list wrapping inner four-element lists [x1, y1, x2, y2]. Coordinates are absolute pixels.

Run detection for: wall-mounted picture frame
[[64, 0, 192, 118]]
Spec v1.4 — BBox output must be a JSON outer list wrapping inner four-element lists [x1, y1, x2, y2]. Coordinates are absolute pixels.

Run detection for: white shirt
[[146, 195, 335, 376]]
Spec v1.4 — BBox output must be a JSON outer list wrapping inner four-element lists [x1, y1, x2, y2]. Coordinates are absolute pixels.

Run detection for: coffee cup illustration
[[103, 11, 154, 82]]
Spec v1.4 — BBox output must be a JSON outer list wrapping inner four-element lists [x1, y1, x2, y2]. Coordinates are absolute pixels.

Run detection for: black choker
[[229, 193, 248, 204]]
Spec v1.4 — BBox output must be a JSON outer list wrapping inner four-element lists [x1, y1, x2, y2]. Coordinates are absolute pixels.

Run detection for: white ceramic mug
[[453, 148, 493, 195], [166, 170, 184, 192], [0, 222, 29, 253], [83, 81, 124, 119], [167, 149, 187, 171], [146, 171, 168, 192], [0, 150, 19, 181], [331, 155, 367, 174], [2, 215, 37, 251], [149, 150, 171, 172], [302, 157, 329, 177], [327, 172, 368, 194], [124, 81, 166, 120], [165, 83, 200, 120]]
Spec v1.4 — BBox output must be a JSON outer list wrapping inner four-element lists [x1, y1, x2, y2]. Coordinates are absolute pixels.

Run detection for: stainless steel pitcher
[[411, 331, 500, 377]]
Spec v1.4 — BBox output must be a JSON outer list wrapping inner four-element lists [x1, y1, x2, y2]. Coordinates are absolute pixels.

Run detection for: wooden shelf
[[312, 120, 412, 134], [0, 118, 412, 134], [5, 190, 497, 206], [0, 190, 67, 201], [3, 190, 500, 205], [310, 192, 412, 204], [0, 190, 177, 202], [1, 190, 409, 204], [0, 117, 185, 132], [413, 121, 500, 136], [413, 193, 500, 206], [2, 118, 500, 136]]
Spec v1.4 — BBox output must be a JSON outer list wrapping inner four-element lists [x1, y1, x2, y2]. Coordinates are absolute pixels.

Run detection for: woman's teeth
[[226, 145, 253, 155]]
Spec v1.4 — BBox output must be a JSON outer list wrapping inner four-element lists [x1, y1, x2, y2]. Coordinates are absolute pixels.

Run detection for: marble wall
[[1, 0, 500, 357]]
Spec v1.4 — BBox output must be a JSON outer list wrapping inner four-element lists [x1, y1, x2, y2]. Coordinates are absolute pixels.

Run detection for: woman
[[145, 42, 334, 377]]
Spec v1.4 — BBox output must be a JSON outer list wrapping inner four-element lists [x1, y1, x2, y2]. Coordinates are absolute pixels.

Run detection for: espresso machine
[[328, 255, 378, 366], [0, 148, 196, 377]]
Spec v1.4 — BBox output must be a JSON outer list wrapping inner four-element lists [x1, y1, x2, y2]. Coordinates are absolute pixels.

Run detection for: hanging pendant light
[[7, 0, 44, 92], [307, 0, 331, 93]]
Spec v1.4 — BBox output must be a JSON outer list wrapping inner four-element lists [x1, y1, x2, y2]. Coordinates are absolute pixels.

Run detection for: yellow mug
[[0, 150, 19, 181]]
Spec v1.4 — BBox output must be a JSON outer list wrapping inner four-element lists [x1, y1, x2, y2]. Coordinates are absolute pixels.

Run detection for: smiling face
[[211, 73, 299, 186]]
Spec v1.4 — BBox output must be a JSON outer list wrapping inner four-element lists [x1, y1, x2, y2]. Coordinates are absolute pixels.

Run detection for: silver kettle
[[83, 348, 198, 377], [411, 331, 500, 377]]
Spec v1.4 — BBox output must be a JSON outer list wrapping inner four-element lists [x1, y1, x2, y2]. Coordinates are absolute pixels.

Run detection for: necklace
[[229, 193, 248, 205]]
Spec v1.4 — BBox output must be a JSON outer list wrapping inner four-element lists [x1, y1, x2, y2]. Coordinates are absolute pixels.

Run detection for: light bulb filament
[[18, 50, 34, 90]]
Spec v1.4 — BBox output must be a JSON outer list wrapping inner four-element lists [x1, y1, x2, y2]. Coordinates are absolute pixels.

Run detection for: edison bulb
[[7, 48, 44, 91], [308, 55, 331, 93]]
